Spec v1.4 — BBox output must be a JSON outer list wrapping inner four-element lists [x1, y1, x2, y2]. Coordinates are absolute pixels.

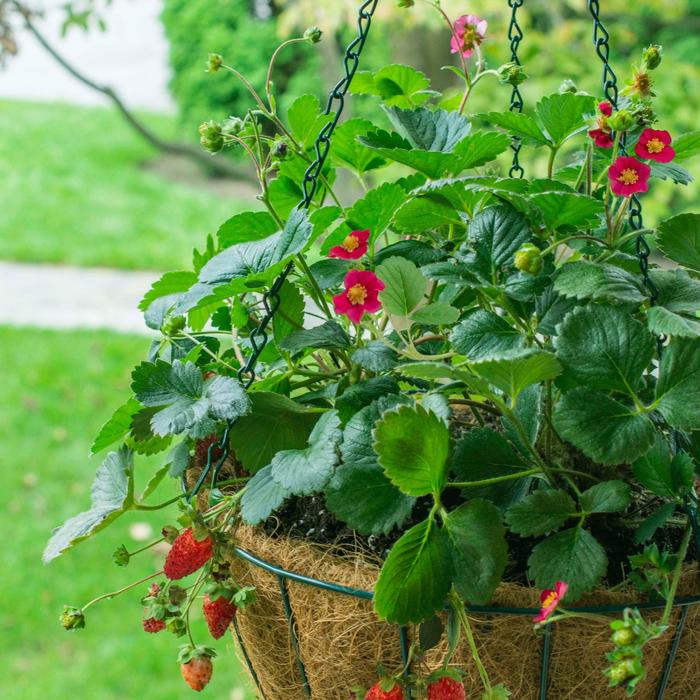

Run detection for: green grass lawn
[[0, 100, 252, 270], [0, 326, 256, 700]]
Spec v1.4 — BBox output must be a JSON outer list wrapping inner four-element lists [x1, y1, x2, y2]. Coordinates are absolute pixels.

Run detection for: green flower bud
[[631, 102, 657, 127], [514, 244, 543, 275], [198, 120, 224, 154], [161, 525, 179, 544], [206, 53, 223, 73], [609, 109, 635, 132], [303, 26, 322, 44], [161, 315, 186, 337], [497, 61, 527, 87], [60, 606, 85, 631], [221, 116, 244, 137], [558, 79, 577, 94], [112, 544, 130, 567], [643, 44, 662, 70], [608, 658, 638, 684], [271, 138, 290, 161], [611, 627, 637, 646]]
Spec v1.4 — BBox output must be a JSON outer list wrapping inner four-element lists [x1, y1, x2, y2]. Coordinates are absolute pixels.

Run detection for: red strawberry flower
[[589, 127, 614, 149], [634, 128, 675, 163], [450, 14, 487, 58], [328, 229, 370, 260], [333, 269, 384, 324], [534, 581, 568, 623], [608, 156, 651, 197], [598, 100, 613, 117]]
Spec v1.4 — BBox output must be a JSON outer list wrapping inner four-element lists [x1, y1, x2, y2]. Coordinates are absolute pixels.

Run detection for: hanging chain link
[[507, 0, 525, 178], [188, 0, 380, 500], [587, 1, 657, 305]]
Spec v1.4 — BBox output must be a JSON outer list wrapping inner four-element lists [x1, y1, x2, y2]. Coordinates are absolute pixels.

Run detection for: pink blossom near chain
[[608, 155, 651, 197], [332, 269, 384, 324], [450, 14, 487, 58]]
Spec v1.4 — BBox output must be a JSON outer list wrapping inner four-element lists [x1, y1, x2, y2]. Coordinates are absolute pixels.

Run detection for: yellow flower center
[[618, 168, 639, 186], [646, 138, 664, 154], [347, 284, 368, 305], [542, 591, 558, 609], [342, 234, 360, 252]]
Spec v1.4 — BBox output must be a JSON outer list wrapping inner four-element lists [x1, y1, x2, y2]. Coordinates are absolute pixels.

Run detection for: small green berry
[[303, 26, 322, 44], [609, 109, 635, 133], [497, 61, 527, 87], [60, 605, 85, 630], [514, 244, 543, 275], [611, 627, 637, 646], [206, 53, 223, 73], [198, 120, 224, 154], [642, 45, 662, 70]]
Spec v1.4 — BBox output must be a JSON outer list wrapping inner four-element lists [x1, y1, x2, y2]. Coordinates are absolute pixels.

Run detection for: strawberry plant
[[45, 3, 700, 696]]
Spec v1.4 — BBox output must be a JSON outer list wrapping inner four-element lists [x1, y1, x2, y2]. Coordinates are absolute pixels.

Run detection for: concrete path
[[0, 261, 159, 334]]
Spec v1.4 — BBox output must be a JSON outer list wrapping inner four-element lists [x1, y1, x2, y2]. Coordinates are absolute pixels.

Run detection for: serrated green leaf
[[91, 398, 140, 454], [635, 503, 676, 544], [472, 349, 561, 399], [393, 196, 463, 232], [351, 64, 433, 107], [647, 306, 700, 338], [345, 182, 406, 243], [450, 310, 523, 360], [376, 256, 428, 317], [528, 527, 607, 600], [386, 107, 471, 152], [270, 411, 341, 495], [445, 499, 507, 605], [657, 213, 700, 272], [43, 447, 134, 562], [650, 161, 693, 185], [279, 320, 351, 356], [453, 132, 511, 170], [273, 281, 304, 347], [632, 435, 695, 499], [216, 211, 277, 248], [139, 271, 198, 312], [240, 465, 290, 525], [307, 258, 350, 290], [506, 489, 576, 536], [555, 305, 654, 394], [656, 337, 700, 430], [411, 302, 459, 325], [478, 110, 549, 146], [553, 387, 655, 465], [373, 404, 449, 497], [534, 93, 595, 146], [330, 118, 388, 174], [553, 262, 646, 305], [529, 192, 604, 230], [141, 464, 169, 501], [652, 269, 700, 314], [351, 341, 398, 371], [129, 407, 173, 455], [167, 441, 191, 478], [287, 94, 334, 148], [374, 518, 452, 623], [580, 480, 631, 514], [229, 392, 319, 474], [673, 130, 700, 162]]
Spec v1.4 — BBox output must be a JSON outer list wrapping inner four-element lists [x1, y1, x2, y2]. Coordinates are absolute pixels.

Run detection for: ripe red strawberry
[[427, 676, 466, 700], [202, 593, 237, 640], [179, 645, 216, 692], [164, 528, 213, 580], [365, 680, 405, 700], [142, 613, 166, 633]]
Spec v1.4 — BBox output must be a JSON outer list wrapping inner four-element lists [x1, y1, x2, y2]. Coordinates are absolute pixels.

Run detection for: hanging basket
[[227, 527, 700, 700]]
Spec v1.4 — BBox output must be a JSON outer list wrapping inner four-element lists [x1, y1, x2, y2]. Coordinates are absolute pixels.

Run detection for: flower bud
[[206, 53, 223, 73], [198, 120, 224, 154], [60, 606, 85, 631], [611, 627, 637, 646], [558, 79, 577, 94], [609, 109, 635, 133], [497, 61, 527, 87], [643, 44, 662, 70], [112, 544, 130, 567], [161, 315, 186, 336], [514, 244, 543, 275], [271, 138, 290, 161], [222, 116, 244, 137], [162, 525, 179, 544], [303, 26, 322, 44]]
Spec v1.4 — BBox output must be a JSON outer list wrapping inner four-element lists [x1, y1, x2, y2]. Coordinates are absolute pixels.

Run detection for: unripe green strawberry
[[60, 605, 85, 630], [611, 627, 637, 646], [514, 243, 543, 275]]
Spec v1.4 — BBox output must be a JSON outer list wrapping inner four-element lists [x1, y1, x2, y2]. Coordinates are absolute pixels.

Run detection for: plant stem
[[136, 494, 183, 511], [661, 522, 692, 626], [265, 38, 306, 110], [450, 590, 492, 693], [547, 146, 560, 179], [448, 468, 540, 489], [82, 570, 164, 612]]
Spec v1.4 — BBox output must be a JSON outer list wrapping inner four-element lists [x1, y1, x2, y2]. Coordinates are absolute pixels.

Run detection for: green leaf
[[269, 411, 342, 495], [472, 349, 561, 399], [555, 305, 654, 394], [452, 132, 511, 170], [580, 480, 631, 514], [673, 130, 700, 162], [421, 260, 481, 286], [553, 262, 646, 305], [478, 111, 549, 146], [376, 256, 428, 318], [553, 387, 655, 465], [167, 441, 191, 478], [91, 398, 140, 453], [632, 435, 695, 499], [652, 269, 700, 314], [529, 192, 604, 230], [386, 106, 471, 152], [647, 307, 700, 338], [656, 337, 700, 430], [351, 64, 433, 107], [467, 205, 531, 279], [373, 404, 450, 496], [216, 211, 277, 248], [240, 465, 290, 525], [345, 182, 406, 243], [131, 361, 250, 437], [43, 447, 134, 562], [336, 377, 401, 425], [330, 118, 387, 174], [534, 93, 595, 146], [374, 518, 452, 623], [229, 392, 320, 474], [657, 213, 700, 273], [308, 258, 350, 290], [325, 463, 414, 536], [351, 341, 398, 372], [273, 281, 304, 347], [450, 310, 523, 360], [528, 527, 607, 600], [129, 407, 173, 455], [445, 499, 507, 605], [635, 503, 676, 544], [141, 464, 169, 501], [287, 94, 333, 148], [393, 196, 463, 232], [505, 489, 576, 536], [139, 271, 198, 312], [411, 302, 459, 326], [278, 320, 351, 355], [650, 161, 693, 185]]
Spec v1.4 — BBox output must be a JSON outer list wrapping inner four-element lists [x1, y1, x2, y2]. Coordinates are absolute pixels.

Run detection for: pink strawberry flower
[[332, 269, 384, 324], [634, 128, 675, 163], [608, 156, 651, 197], [598, 101, 613, 117], [589, 127, 614, 149], [534, 581, 568, 623], [328, 229, 370, 260], [450, 14, 487, 58]]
